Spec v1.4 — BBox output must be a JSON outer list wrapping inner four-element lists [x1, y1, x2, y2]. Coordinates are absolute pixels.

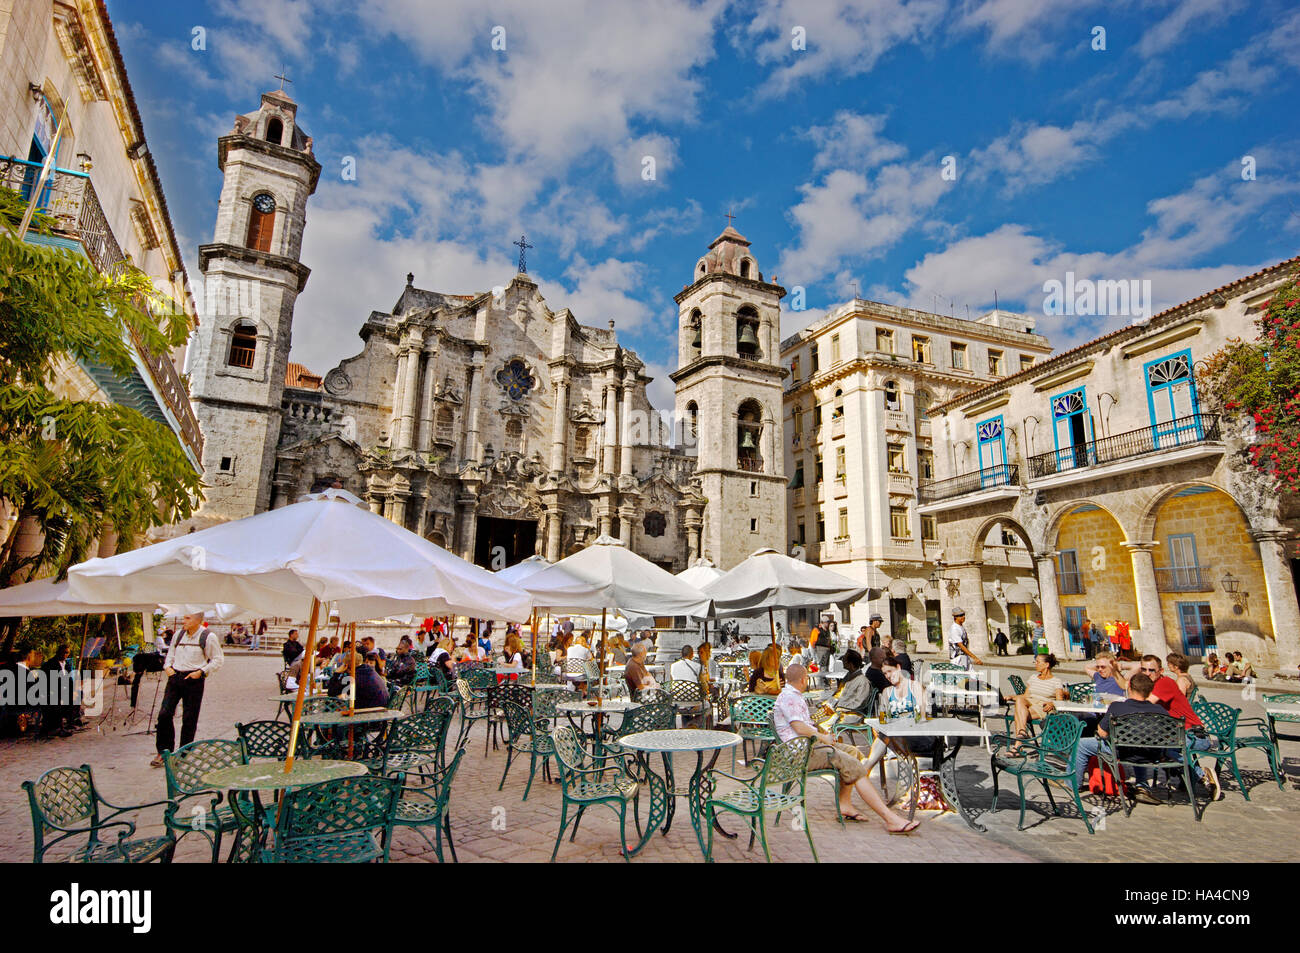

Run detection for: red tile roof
[[285, 362, 322, 389]]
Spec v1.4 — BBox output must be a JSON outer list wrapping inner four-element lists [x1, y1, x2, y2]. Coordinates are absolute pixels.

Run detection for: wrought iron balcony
[[2, 156, 203, 461], [1028, 413, 1220, 480], [737, 455, 764, 473], [1058, 571, 1086, 595], [917, 464, 1020, 505], [1155, 566, 1215, 592]]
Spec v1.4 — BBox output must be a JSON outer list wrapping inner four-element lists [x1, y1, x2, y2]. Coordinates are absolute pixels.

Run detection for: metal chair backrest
[[667, 679, 705, 706], [164, 739, 246, 798], [237, 720, 293, 760], [501, 699, 534, 743], [636, 686, 670, 705], [274, 775, 401, 862], [302, 696, 348, 715], [466, 668, 496, 693], [388, 702, 453, 757], [730, 693, 775, 726], [1007, 673, 1027, 696], [759, 736, 812, 788], [25, 765, 97, 838], [563, 657, 588, 675], [615, 700, 676, 737], [1066, 681, 1095, 702], [1032, 712, 1085, 764], [1191, 697, 1238, 739], [387, 686, 410, 711], [1108, 712, 1187, 766]]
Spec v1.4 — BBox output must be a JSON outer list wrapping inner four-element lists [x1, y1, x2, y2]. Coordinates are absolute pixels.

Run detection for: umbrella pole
[[284, 598, 321, 772], [768, 607, 777, 646], [113, 613, 121, 652], [75, 616, 89, 670], [599, 608, 607, 712], [347, 621, 357, 714], [530, 609, 538, 683]]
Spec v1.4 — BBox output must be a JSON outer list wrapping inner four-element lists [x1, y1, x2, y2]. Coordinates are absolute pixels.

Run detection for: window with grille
[[922, 514, 937, 541], [227, 322, 257, 368], [887, 443, 906, 473]]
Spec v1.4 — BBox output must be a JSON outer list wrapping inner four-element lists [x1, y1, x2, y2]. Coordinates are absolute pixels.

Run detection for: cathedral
[[182, 90, 788, 573]]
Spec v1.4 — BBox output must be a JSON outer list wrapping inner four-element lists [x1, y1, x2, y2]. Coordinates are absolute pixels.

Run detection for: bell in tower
[[737, 321, 759, 354]]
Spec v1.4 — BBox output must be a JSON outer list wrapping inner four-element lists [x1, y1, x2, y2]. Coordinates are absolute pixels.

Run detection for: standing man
[[151, 611, 223, 767], [867, 614, 884, 650], [948, 608, 982, 670], [811, 619, 832, 677]]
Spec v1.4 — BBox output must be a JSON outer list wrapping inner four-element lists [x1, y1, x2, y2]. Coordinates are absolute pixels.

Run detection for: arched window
[[737, 399, 763, 472], [736, 305, 760, 359], [689, 308, 702, 353], [246, 193, 275, 252], [265, 117, 284, 145], [884, 380, 900, 411], [739, 258, 752, 279], [686, 401, 699, 443], [832, 388, 844, 419], [574, 426, 591, 458], [697, 261, 706, 277], [227, 321, 257, 368]]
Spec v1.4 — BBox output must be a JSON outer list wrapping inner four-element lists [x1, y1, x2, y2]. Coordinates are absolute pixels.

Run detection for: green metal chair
[[387, 686, 411, 713], [636, 686, 670, 705], [1097, 711, 1200, 820], [603, 700, 676, 755], [163, 738, 249, 863], [409, 657, 439, 711], [667, 679, 712, 728], [549, 725, 644, 862], [928, 661, 961, 673], [991, 712, 1093, 834], [455, 677, 496, 754], [388, 747, 464, 862], [264, 774, 402, 863], [1066, 681, 1095, 702], [1192, 697, 1283, 800], [23, 764, 176, 863], [729, 694, 777, 767], [499, 699, 555, 801], [1261, 692, 1300, 768], [237, 720, 294, 761], [704, 735, 817, 863]]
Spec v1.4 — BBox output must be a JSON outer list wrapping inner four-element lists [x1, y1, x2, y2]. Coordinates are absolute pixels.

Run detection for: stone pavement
[[0, 654, 1296, 863]]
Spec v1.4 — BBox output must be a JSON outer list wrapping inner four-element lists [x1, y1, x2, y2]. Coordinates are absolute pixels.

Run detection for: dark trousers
[[156, 673, 206, 754]]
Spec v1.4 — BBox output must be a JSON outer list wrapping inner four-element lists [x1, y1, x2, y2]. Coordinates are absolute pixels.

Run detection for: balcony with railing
[[918, 464, 1020, 505], [1028, 413, 1221, 481], [1, 156, 202, 463], [831, 415, 845, 438], [737, 455, 764, 473], [1058, 571, 1086, 595], [1155, 566, 1215, 592]]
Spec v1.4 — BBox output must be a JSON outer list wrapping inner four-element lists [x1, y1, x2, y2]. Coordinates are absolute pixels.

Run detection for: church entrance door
[[474, 517, 538, 569]]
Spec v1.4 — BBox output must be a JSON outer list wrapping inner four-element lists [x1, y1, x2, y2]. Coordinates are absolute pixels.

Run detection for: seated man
[[827, 650, 873, 723], [1073, 673, 1167, 803], [669, 644, 702, 683], [624, 641, 656, 697], [1083, 652, 1127, 697], [863, 647, 891, 694], [386, 636, 417, 687], [775, 663, 919, 832]]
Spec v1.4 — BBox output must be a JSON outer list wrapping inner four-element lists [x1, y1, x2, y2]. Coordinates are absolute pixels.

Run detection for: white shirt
[[947, 622, 971, 670], [566, 644, 593, 663], [164, 625, 224, 675], [670, 658, 702, 682]]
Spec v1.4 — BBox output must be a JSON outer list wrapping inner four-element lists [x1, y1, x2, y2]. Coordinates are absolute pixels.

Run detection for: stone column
[[1255, 531, 1300, 670], [545, 506, 563, 562], [618, 504, 636, 547], [417, 345, 437, 453], [456, 489, 479, 562], [1034, 552, 1069, 658], [597, 503, 613, 539], [1124, 541, 1168, 658], [397, 330, 424, 450], [465, 353, 484, 462], [389, 492, 410, 529], [763, 405, 776, 474], [601, 371, 619, 477], [683, 507, 702, 566], [619, 373, 635, 478], [550, 370, 570, 473], [389, 341, 408, 441], [949, 563, 990, 656]]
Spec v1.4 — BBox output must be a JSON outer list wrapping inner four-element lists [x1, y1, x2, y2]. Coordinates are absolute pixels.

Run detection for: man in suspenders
[[151, 611, 223, 766]]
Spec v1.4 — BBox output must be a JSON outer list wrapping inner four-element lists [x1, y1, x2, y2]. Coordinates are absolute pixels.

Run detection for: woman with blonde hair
[[748, 643, 784, 695], [697, 641, 713, 699]]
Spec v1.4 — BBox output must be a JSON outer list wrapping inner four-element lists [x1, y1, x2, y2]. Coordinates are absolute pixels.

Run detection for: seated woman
[[696, 642, 714, 700], [428, 636, 455, 683], [498, 633, 526, 683], [748, 644, 784, 695], [1010, 653, 1067, 745], [1165, 652, 1197, 696], [606, 633, 630, 665], [858, 658, 941, 785], [1201, 653, 1225, 681], [458, 634, 488, 664]]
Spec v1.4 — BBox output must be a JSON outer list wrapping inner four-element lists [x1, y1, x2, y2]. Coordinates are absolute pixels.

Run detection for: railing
[[1155, 566, 1215, 592], [2, 156, 203, 460], [737, 455, 764, 473], [831, 416, 845, 438], [1028, 413, 1221, 479], [1058, 571, 1086, 595], [228, 345, 256, 368], [917, 464, 1020, 504]]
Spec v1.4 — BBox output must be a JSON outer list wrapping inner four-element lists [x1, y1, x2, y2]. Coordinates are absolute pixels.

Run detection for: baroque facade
[[922, 256, 1300, 669], [184, 92, 797, 573]]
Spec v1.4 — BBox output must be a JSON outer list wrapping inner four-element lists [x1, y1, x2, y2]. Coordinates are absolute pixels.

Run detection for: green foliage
[[0, 188, 203, 588], [1010, 619, 1034, 647], [1198, 271, 1300, 493]]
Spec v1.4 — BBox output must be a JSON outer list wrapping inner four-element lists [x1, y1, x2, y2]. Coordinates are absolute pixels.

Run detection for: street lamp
[[1220, 571, 1248, 614]]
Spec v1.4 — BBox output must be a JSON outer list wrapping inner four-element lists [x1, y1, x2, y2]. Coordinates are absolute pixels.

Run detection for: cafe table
[[555, 698, 640, 754], [860, 716, 991, 832], [269, 691, 324, 721], [298, 708, 405, 760], [201, 759, 367, 861], [616, 728, 741, 859]]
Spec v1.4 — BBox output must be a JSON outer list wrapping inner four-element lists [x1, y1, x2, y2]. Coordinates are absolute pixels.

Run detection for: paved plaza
[[1, 653, 1296, 864]]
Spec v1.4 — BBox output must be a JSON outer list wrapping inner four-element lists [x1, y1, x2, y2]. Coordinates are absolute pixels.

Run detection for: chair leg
[[444, 815, 457, 863], [523, 752, 538, 801], [1183, 763, 1202, 822], [804, 800, 819, 862], [1041, 779, 1059, 815], [1072, 784, 1094, 834], [210, 828, 223, 865], [498, 748, 514, 791], [618, 804, 631, 862], [570, 805, 586, 842], [1016, 777, 1028, 830], [990, 760, 1000, 812], [1230, 750, 1249, 801], [758, 811, 772, 863], [551, 801, 569, 862], [705, 805, 716, 863]]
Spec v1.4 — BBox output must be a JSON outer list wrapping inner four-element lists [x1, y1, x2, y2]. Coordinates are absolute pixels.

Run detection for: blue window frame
[[1144, 349, 1202, 447], [1176, 602, 1216, 656], [976, 415, 1007, 487], [1063, 606, 1088, 652], [1050, 386, 1093, 471]]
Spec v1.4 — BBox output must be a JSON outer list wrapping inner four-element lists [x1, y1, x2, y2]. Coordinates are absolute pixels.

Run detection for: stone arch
[[1044, 498, 1133, 547], [967, 514, 1040, 564], [265, 116, 284, 145], [1134, 479, 1262, 540]]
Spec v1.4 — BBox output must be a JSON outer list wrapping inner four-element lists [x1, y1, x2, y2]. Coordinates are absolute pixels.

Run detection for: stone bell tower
[[670, 225, 786, 570], [188, 89, 321, 522]]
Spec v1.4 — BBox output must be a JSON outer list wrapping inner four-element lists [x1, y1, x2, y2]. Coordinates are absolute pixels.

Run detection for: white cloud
[[540, 256, 652, 331], [212, 0, 318, 59], [807, 111, 907, 171], [954, 0, 1091, 61], [968, 114, 1139, 195], [737, 0, 945, 96], [1137, 0, 1243, 58]]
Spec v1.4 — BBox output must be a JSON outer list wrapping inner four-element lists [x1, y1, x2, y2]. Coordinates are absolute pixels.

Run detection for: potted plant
[[893, 619, 915, 653]]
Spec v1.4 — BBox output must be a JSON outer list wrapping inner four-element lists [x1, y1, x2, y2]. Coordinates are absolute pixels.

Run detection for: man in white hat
[[948, 607, 982, 671], [151, 610, 223, 766]]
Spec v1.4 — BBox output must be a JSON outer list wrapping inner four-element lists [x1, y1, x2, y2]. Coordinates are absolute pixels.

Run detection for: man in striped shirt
[[151, 611, 223, 767]]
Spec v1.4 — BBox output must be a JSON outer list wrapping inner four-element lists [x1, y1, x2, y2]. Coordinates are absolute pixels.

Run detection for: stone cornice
[[217, 134, 322, 193], [198, 242, 311, 291], [674, 272, 786, 305]]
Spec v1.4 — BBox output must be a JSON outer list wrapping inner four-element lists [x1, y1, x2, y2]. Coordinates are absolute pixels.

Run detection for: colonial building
[[922, 257, 1300, 670], [0, 0, 201, 562], [184, 96, 799, 572], [780, 301, 1052, 641]]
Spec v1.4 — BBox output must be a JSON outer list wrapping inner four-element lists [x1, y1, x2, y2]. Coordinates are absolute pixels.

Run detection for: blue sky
[[112, 0, 1300, 410]]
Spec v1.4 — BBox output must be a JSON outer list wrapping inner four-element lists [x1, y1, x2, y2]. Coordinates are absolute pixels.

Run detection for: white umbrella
[[676, 564, 724, 589], [66, 488, 532, 769], [66, 489, 532, 622], [494, 555, 553, 586], [702, 547, 876, 642], [0, 576, 154, 616]]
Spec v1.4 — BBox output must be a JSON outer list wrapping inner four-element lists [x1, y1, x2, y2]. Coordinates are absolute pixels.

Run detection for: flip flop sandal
[[887, 820, 921, 835], [839, 811, 870, 822]]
